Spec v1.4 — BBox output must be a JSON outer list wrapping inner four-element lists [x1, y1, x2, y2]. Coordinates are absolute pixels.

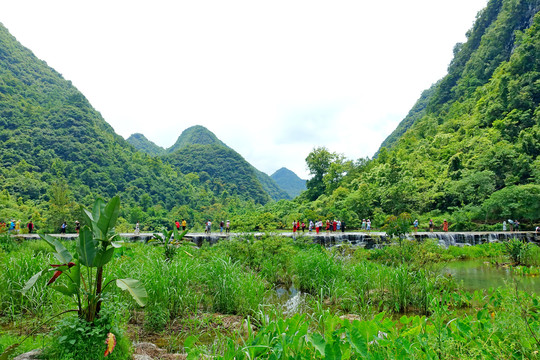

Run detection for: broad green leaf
[[77, 226, 97, 267], [40, 233, 73, 264], [325, 341, 342, 360], [111, 240, 123, 248], [96, 196, 120, 238], [51, 284, 77, 296], [116, 278, 147, 306], [307, 333, 326, 356], [66, 261, 80, 293], [22, 270, 45, 294], [94, 247, 115, 268], [348, 327, 368, 357], [81, 207, 94, 225]]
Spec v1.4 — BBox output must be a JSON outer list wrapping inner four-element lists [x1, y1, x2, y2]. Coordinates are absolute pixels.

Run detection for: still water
[[442, 260, 540, 293]]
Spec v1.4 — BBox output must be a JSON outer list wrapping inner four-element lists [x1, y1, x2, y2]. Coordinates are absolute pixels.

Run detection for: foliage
[[504, 238, 532, 265], [148, 226, 190, 261], [22, 197, 147, 322], [46, 307, 131, 360]]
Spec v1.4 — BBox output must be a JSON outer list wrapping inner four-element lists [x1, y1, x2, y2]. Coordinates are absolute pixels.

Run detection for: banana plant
[[147, 226, 191, 260], [23, 196, 147, 322]]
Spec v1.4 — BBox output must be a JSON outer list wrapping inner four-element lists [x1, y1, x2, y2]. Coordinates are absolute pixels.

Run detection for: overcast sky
[[2, 0, 487, 179]]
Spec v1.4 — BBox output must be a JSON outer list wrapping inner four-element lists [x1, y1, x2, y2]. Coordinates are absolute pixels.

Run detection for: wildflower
[[104, 332, 116, 357]]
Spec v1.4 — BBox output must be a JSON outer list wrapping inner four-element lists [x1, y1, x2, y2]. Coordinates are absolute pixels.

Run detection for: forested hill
[[162, 126, 290, 201], [0, 22, 283, 231], [271, 167, 306, 198], [167, 125, 228, 153], [379, 0, 540, 154], [301, 0, 540, 228], [126, 133, 165, 156]]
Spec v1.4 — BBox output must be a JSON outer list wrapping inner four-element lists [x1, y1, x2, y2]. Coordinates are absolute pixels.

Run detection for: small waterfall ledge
[[11, 231, 540, 248]]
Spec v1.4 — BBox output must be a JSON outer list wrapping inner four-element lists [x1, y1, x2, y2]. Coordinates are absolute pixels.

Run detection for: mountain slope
[[271, 167, 306, 198], [167, 125, 227, 153], [307, 0, 540, 224], [164, 144, 271, 204], [127, 133, 165, 156], [0, 22, 239, 216], [164, 125, 290, 201]]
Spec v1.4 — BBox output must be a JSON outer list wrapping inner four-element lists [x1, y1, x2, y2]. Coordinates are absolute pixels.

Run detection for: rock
[[134, 355, 153, 360], [13, 349, 43, 360], [339, 314, 362, 322]]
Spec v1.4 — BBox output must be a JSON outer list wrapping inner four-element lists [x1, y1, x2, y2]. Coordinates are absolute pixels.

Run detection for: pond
[[442, 260, 540, 293]]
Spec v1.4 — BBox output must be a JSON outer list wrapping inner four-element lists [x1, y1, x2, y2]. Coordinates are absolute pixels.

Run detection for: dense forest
[[1, 0, 540, 233], [290, 0, 540, 230]]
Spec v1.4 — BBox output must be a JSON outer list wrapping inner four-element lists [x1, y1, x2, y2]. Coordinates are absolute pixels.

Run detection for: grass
[[2, 235, 540, 359]]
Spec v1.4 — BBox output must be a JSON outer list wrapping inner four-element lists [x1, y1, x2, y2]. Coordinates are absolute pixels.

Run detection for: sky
[[1, 0, 488, 179]]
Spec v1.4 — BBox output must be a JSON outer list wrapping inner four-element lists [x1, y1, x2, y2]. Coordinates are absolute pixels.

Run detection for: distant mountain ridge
[[129, 125, 290, 201], [167, 125, 228, 153], [127, 133, 165, 156], [271, 167, 306, 198]]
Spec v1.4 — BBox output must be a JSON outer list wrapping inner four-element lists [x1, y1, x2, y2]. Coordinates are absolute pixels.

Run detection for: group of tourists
[[174, 219, 188, 231], [292, 219, 347, 235], [503, 219, 521, 231], [203, 220, 230, 234], [414, 219, 449, 232], [0, 220, 34, 234]]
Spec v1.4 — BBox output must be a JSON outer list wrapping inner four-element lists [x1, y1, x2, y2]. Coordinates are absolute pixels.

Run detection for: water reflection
[[442, 260, 540, 293]]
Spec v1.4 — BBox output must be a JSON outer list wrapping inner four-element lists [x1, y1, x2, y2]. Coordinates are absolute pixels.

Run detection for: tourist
[[309, 220, 313, 232], [333, 220, 337, 232], [75, 220, 80, 234], [366, 219, 371, 231], [292, 221, 297, 234], [316, 220, 320, 234], [206, 220, 212, 234], [0, 221, 6, 233], [429, 219, 434, 232], [220, 220, 224, 233], [341, 220, 346, 233], [60, 221, 67, 234], [325, 220, 330, 234], [443, 219, 448, 232], [536, 226, 540, 233], [9, 220, 15, 233], [361, 219, 366, 230], [27, 220, 34, 234], [226, 220, 230, 233], [182, 219, 187, 230], [508, 219, 514, 231], [413, 219, 419, 232], [503, 220, 507, 231], [135, 221, 140, 235], [514, 220, 520, 231], [15, 220, 21, 234], [175, 220, 180, 230]]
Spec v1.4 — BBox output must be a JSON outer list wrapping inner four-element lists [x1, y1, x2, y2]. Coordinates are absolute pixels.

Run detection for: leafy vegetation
[[2, 235, 540, 358]]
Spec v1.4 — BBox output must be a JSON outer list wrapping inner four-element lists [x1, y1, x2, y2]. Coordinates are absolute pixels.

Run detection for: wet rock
[[13, 349, 42, 360]]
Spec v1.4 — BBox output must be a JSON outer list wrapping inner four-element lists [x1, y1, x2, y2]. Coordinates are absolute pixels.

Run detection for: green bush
[[46, 307, 131, 360]]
